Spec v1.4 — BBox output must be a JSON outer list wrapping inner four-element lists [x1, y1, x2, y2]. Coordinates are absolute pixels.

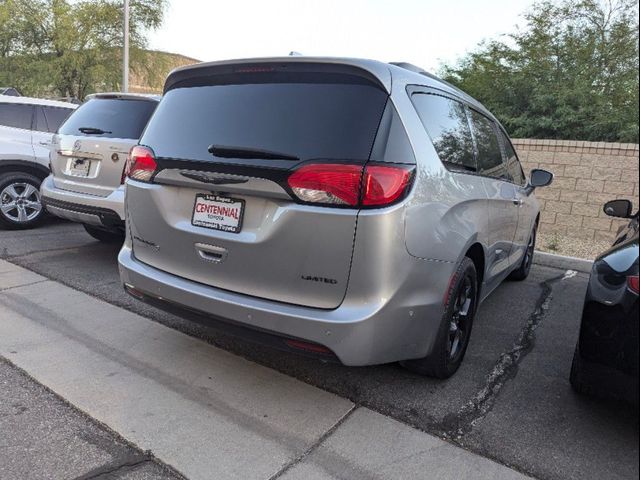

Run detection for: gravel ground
[[537, 233, 611, 260]]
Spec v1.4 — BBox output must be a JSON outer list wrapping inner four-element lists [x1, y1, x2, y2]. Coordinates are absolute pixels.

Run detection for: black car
[[570, 199, 639, 404]]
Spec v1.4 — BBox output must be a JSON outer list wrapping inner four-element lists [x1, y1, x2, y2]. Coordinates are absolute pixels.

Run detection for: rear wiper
[[208, 144, 299, 161], [78, 127, 112, 135]]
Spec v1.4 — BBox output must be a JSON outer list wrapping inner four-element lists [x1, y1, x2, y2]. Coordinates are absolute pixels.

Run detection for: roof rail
[[389, 61, 470, 99], [389, 62, 427, 74]]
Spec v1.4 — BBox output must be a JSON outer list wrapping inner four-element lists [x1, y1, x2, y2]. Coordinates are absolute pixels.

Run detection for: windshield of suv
[[141, 82, 388, 162], [59, 98, 157, 140]]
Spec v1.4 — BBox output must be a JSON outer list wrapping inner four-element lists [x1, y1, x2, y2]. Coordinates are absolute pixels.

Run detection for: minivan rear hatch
[[128, 62, 391, 309]]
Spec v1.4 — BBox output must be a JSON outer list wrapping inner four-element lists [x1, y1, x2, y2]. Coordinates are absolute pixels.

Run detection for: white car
[[41, 93, 159, 242], [0, 95, 77, 229]]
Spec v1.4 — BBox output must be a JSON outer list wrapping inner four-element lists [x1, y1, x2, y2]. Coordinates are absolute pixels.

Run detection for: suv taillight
[[125, 146, 157, 183], [287, 163, 413, 207], [628, 275, 639, 294]]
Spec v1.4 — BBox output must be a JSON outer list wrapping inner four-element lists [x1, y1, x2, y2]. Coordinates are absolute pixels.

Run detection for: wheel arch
[[0, 160, 50, 181], [464, 242, 486, 294]]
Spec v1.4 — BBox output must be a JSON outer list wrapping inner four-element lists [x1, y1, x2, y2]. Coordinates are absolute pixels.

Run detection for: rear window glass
[[469, 110, 509, 180], [141, 83, 388, 162], [0, 103, 32, 130], [59, 98, 157, 139], [411, 94, 476, 172]]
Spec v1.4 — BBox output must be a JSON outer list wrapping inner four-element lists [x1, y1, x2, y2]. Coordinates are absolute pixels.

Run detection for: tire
[[83, 224, 124, 244], [0, 172, 46, 230], [400, 257, 478, 378], [509, 223, 537, 281]]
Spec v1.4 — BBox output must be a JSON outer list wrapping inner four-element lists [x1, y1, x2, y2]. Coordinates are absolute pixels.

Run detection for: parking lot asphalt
[[1, 219, 638, 480]]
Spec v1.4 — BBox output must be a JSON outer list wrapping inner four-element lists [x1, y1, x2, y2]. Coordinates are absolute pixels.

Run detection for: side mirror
[[529, 169, 554, 188], [603, 199, 633, 218]]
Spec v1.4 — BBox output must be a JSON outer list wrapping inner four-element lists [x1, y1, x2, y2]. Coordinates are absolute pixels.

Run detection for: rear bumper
[[575, 347, 639, 405], [118, 244, 452, 366], [41, 175, 124, 228]]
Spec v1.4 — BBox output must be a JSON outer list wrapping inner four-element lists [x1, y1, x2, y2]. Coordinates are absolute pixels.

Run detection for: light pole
[[123, 0, 130, 92]]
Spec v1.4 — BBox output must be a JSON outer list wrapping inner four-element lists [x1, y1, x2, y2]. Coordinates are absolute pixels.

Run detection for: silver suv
[[118, 58, 553, 377], [0, 95, 76, 229], [41, 93, 159, 242]]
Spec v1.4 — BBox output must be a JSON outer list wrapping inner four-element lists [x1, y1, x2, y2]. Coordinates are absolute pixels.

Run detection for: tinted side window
[[35, 107, 49, 133], [411, 93, 476, 172], [44, 107, 74, 133], [59, 98, 157, 139], [0, 103, 33, 130], [469, 110, 509, 180], [499, 130, 526, 186]]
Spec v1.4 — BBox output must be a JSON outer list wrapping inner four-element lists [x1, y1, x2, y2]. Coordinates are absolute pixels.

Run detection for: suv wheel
[[83, 224, 124, 244], [0, 172, 46, 229], [509, 223, 537, 281], [401, 257, 478, 378]]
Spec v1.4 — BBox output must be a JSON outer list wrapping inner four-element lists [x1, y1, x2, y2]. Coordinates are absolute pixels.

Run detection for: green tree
[[0, 0, 166, 99], [441, 0, 639, 142]]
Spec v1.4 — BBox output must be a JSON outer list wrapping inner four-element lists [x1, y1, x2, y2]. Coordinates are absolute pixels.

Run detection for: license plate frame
[[191, 194, 245, 233], [67, 158, 91, 177]]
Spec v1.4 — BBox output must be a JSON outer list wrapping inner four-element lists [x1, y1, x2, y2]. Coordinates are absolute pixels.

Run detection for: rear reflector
[[287, 163, 413, 207], [125, 145, 157, 183], [285, 339, 333, 355], [628, 275, 639, 294]]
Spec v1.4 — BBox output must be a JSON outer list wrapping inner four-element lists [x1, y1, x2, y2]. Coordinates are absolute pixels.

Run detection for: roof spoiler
[[163, 60, 390, 94]]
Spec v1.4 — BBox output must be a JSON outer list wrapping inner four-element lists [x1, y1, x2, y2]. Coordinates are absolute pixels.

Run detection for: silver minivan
[[41, 93, 159, 242], [119, 58, 552, 377]]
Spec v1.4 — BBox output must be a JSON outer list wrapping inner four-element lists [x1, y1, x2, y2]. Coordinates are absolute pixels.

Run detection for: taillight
[[287, 163, 413, 207], [362, 165, 413, 206], [288, 164, 362, 206], [124, 145, 157, 183], [628, 275, 639, 294]]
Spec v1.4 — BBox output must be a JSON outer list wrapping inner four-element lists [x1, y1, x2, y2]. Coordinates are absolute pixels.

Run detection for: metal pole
[[123, 0, 130, 92]]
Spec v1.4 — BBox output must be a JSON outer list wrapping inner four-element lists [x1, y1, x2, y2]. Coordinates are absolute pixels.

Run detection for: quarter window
[[469, 110, 510, 181], [0, 103, 32, 130], [44, 106, 74, 133], [411, 93, 476, 172]]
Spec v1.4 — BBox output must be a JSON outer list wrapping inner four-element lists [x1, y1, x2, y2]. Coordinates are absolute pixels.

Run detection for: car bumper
[[41, 175, 125, 228], [118, 244, 452, 366]]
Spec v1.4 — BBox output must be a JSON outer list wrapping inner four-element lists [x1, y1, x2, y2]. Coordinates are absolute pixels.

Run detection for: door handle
[[39, 141, 51, 146]]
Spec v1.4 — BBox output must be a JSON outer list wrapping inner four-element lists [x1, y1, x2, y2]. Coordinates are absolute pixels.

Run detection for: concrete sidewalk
[[0, 357, 182, 479], [0, 259, 529, 480]]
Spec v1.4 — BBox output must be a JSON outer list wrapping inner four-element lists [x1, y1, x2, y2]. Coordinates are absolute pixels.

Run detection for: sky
[[148, 0, 534, 72]]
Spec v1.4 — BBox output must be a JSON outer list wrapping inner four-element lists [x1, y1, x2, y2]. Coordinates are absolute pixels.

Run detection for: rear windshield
[[141, 82, 388, 162], [59, 98, 157, 139]]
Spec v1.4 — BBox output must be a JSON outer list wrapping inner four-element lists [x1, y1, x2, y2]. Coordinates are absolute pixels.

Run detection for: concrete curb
[[533, 250, 593, 274]]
